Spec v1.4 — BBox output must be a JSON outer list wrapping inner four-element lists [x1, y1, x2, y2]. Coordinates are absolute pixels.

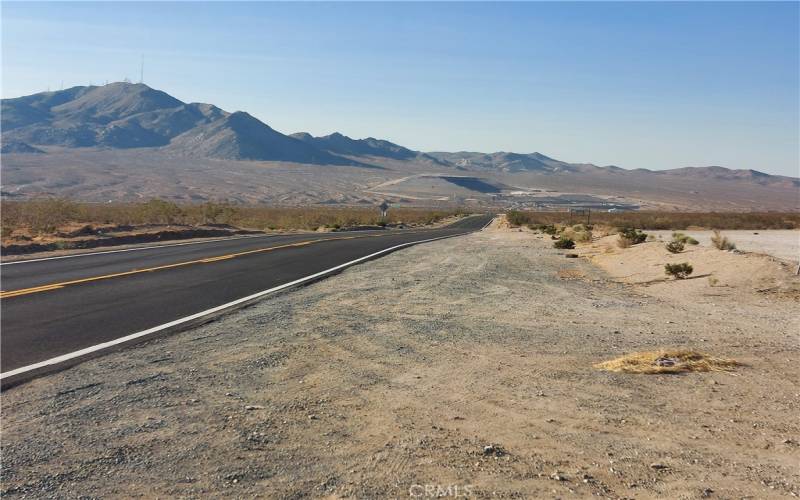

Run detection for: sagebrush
[[664, 262, 693, 279]]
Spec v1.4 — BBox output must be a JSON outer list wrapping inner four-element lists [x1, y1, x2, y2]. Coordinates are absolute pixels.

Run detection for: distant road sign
[[568, 208, 591, 224], [379, 201, 389, 218]]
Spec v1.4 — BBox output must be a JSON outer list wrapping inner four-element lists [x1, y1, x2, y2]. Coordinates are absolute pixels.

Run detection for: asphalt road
[[0, 215, 492, 385]]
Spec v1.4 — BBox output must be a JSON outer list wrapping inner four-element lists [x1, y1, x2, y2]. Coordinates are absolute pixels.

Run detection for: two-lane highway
[[1, 214, 493, 386]]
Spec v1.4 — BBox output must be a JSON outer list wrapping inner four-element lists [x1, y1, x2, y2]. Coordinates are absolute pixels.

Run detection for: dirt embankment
[[2, 221, 798, 498]]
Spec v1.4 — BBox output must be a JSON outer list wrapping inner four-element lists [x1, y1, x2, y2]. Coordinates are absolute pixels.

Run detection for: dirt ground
[[2, 221, 798, 498]]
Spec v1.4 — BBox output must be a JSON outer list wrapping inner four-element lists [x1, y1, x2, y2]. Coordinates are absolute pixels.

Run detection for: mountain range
[[1, 82, 797, 209]]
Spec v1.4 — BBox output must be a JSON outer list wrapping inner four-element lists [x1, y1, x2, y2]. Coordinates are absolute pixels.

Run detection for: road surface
[[1, 215, 492, 386]]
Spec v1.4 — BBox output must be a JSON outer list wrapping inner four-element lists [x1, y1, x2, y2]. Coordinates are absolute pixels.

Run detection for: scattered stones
[[550, 471, 566, 481]]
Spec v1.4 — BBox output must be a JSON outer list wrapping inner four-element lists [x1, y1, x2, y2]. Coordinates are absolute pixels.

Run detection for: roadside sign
[[568, 208, 590, 225], [379, 201, 389, 219]]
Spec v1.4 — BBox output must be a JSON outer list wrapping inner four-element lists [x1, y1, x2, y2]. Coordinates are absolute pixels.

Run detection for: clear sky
[[2, 1, 798, 176]]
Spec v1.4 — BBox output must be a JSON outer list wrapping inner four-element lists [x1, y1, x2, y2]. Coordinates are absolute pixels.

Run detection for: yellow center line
[[0, 231, 427, 299]]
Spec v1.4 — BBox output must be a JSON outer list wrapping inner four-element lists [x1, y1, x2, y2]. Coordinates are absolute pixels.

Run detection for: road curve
[[1, 215, 493, 387]]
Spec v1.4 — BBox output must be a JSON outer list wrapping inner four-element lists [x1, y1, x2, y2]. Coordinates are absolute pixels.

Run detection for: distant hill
[[1, 82, 353, 165], [291, 131, 447, 165], [168, 112, 349, 164], [0, 141, 44, 154], [427, 151, 574, 172]]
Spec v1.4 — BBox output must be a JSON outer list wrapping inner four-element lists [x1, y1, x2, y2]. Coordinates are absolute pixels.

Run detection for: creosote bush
[[664, 262, 693, 279], [617, 227, 647, 248], [537, 224, 558, 235], [710, 230, 736, 250], [672, 232, 699, 245], [553, 237, 575, 249], [665, 240, 685, 254]]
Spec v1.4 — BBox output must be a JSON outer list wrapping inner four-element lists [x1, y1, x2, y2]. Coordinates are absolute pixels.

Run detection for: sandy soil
[[647, 230, 799, 264], [2, 222, 798, 498]]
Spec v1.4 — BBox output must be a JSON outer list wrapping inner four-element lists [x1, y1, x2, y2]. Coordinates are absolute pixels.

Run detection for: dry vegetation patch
[[1, 198, 469, 253], [504, 210, 800, 230], [595, 350, 740, 374]]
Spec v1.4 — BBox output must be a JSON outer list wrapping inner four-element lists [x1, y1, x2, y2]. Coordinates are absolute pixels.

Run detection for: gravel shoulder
[[2, 223, 798, 498]]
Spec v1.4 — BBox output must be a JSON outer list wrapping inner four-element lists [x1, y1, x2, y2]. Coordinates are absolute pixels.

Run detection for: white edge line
[[0, 231, 470, 380]]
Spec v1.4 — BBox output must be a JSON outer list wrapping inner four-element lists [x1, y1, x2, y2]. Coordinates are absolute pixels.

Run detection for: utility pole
[[140, 54, 144, 83]]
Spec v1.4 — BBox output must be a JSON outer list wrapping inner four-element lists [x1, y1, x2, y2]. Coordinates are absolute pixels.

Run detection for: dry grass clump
[[710, 230, 736, 250], [562, 224, 593, 242], [595, 350, 740, 374]]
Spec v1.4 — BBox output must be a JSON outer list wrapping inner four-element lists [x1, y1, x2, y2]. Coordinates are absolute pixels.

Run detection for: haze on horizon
[[2, 1, 798, 177]]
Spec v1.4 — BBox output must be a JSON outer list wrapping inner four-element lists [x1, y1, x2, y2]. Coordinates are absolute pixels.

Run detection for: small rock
[[650, 463, 669, 470], [482, 444, 505, 456], [701, 487, 714, 498], [245, 405, 264, 411], [550, 471, 566, 481]]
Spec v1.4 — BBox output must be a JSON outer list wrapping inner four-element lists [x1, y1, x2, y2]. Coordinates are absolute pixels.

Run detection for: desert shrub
[[136, 199, 184, 225], [672, 232, 699, 245], [664, 262, 693, 279], [562, 226, 592, 242], [537, 224, 558, 235], [505, 210, 528, 227], [617, 227, 647, 247], [553, 237, 575, 249], [20, 198, 79, 234], [665, 240, 685, 253], [710, 230, 736, 250], [200, 202, 238, 224]]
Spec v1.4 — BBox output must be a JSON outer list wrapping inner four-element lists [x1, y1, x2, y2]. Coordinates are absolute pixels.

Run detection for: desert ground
[[2, 220, 798, 498], [646, 230, 799, 264]]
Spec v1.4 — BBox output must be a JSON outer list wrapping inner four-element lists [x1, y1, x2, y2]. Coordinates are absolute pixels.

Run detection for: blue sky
[[2, 2, 798, 176]]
